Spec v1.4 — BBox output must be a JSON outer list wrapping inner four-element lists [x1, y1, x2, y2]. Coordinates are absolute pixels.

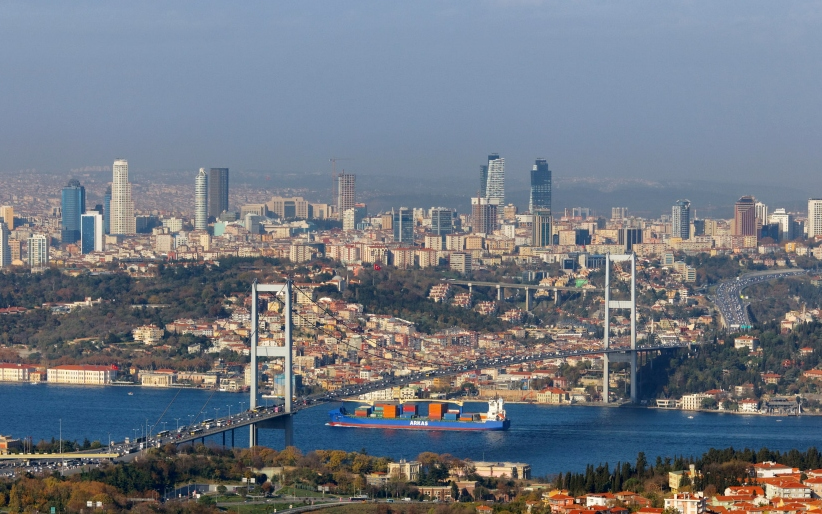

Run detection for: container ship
[[327, 398, 510, 431]]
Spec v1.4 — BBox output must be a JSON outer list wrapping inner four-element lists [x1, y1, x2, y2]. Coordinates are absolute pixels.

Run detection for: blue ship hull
[[327, 408, 510, 431]]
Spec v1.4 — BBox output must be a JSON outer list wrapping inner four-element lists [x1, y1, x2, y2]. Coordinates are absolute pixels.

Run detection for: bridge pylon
[[603, 253, 638, 404], [249, 279, 295, 448]]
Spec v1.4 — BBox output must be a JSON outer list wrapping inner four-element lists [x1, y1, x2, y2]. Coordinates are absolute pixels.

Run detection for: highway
[[713, 269, 806, 329]]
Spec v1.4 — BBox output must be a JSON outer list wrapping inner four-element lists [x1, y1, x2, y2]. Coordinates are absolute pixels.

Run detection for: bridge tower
[[603, 253, 638, 404], [249, 279, 295, 447]]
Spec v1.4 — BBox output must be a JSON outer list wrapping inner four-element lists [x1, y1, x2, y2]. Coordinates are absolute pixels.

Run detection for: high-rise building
[[208, 168, 229, 218], [471, 197, 499, 235], [28, 234, 49, 268], [611, 207, 628, 221], [110, 159, 136, 235], [0, 222, 10, 268], [808, 199, 822, 239], [266, 196, 311, 219], [672, 200, 691, 240], [429, 208, 454, 236], [336, 173, 356, 216], [734, 196, 757, 236], [768, 208, 793, 241], [619, 228, 643, 252], [81, 212, 104, 254], [61, 179, 86, 244], [529, 159, 551, 214], [484, 154, 505, 204], [103, 186, 111, 235], [532, 209, 552, 247], [479, 164, 489, 199], [755, 202, 768, 227], [393, 207, 414, 244], [0, 206, 14, 229], [195, 168, 208, 230], [342, 204, 367, 231]]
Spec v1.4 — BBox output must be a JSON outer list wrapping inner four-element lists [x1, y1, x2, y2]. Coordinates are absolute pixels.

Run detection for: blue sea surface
[[3, 384, 820, 475]]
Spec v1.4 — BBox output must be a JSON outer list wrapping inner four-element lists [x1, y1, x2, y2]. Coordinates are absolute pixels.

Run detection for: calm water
[[3, 383, 821, 476]]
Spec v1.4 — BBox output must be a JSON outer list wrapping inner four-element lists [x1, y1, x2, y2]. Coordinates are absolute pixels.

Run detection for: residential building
[[47, 365, 118, 385], [680, 393, 712, 410], [28, 234, 49, 268], [664, 493, 706, 514], [471, 196, 499, 234], [808, 199, 822, 238], [133, 324, 164, 345], [194, 168, 208, 230], [450, 252, 472, 274], [734, 196, 757, 236], [208, 168, 230, 218], [336, 172, 356, 216], [80, 212, 104, 254], [110, 159, 136, 235], [529, 158, 551, 213], [61, 179, 86, 244], [672, 200, 691, 240], [0, 206, 13, 229], [388, 459, 420, 482]]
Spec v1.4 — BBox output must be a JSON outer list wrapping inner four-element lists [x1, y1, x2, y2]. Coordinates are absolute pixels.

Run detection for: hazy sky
[[2, 1, 821, 186]]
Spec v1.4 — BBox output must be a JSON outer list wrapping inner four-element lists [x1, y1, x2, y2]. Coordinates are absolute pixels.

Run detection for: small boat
[[128, 392, 134, 396], [687, 415, 693, 419]]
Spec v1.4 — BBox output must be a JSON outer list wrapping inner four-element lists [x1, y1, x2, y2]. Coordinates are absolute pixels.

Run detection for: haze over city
[[2, 0, 822, 191]]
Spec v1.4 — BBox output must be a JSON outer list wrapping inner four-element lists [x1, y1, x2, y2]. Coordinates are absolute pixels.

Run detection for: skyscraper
[[734, 196, 757, 236], [195, 168, 208, 230], [768, 208, 794, 241], [484, 154, 504, 204], [103, 186, 111, 235], [808, 199, 822, 239], [28, 234, 49, 268], [672, 200, 691, 240], [110, 159, 136, 235], [393, 207, 414, 244], [479, 164, 488, 199], [0, 206, 14, 229], [208, 168, 229, 218], [81, 212, 104, 254], [0, 222, 10, 268], [529, 159, 551, 213], [471, 196, 499, 235], [61, 179, 86, 244], [532, 209, 552, 247], [336, 173, 356, 216], [429, 207, 454, 236]]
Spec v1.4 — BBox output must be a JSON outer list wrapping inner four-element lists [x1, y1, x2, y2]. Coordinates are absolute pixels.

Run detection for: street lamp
[[240, 401, 246, 412], [214, 407, 220, 421], [188, 414, 195, 426], [108, 433, 112, 453], [161, 421, 167, 433], [226, 405, 232, 419], [175, 418, 181, 432]]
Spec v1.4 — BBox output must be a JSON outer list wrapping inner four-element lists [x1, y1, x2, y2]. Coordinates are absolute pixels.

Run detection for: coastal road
[[713, 269, 806, 329]]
